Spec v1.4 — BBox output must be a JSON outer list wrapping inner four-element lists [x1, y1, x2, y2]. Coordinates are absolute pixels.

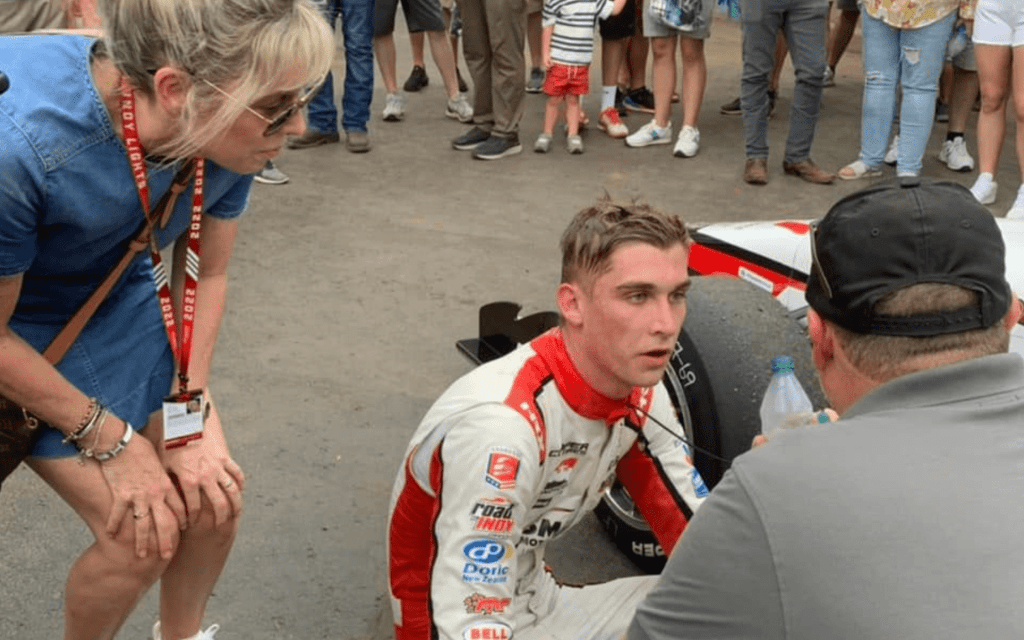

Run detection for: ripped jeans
[[858, 8, 956, 174]]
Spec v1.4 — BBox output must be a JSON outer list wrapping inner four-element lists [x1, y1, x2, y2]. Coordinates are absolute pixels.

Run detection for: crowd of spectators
[[258, 0, 1021, 217]]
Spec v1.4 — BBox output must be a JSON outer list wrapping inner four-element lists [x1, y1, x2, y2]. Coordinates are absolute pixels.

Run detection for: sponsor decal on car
[[463, 622, 512, 640], [464, 593, 512, 615], [485, 450, 520, 490], [471, 497, 514, 535]]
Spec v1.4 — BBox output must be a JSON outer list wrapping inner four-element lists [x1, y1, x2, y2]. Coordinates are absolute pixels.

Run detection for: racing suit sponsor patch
[[462, 539, 512, 583], [463, 539, 507, 564], [485, 449, 520, 490], [548, 441, 588, 457], [464, 593, 512, 614], [471, 497, 514, 535], [462, 622, 512, 640]]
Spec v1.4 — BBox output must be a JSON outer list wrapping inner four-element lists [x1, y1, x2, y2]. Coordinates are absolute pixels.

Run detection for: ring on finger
[[219, 478, 234, 489], [133, 511, 149, 520]]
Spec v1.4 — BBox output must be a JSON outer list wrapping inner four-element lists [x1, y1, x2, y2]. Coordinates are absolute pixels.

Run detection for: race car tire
[[597, 275, 826, 573]]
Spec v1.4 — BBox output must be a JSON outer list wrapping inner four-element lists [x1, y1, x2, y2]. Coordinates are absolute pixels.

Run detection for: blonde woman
[[0, 1, 332, 639]]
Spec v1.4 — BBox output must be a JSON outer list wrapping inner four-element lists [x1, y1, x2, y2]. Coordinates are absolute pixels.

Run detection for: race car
[[457, 217, 1024, 572]]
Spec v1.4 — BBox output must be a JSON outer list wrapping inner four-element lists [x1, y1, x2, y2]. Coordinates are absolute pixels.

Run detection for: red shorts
[[543, 63, 590, 97]]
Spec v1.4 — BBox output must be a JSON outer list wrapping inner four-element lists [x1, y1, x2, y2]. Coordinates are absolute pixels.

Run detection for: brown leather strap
[[41, 162, 196, 364]]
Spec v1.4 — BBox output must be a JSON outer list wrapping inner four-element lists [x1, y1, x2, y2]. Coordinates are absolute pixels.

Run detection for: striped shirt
[[543, 0, 613, 66]]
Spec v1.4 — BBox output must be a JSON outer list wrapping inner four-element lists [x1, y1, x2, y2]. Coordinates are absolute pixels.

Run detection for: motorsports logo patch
[[471, 497, 514, 535], [461, 539, 510, 585], [464, 593, 512, 615], [484, 449, 520, 490], [462, 622, 512, 640]]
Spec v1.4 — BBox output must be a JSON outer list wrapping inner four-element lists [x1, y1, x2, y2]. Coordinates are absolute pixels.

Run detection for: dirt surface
[[0, 12, 1016, 640]]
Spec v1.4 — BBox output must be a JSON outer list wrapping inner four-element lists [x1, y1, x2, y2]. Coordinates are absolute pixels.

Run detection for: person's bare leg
[[975, 44, 1011, 175], [828, 10, 858, 69], [566, 94, 581, 136], [603, 37, 627, 87], [651, 35, 676, 128], [938, 62, 953, 107], [158, 502, 237, 639], [528, 10, 543, 71], [628, 35, 649, 90], [544, 95, 563, 134], [410, 30, 426, 68], [948, 66, 979, 134], [1012, 48, 1024, 183], [375, 34, 400, 93], [426, 29, 461, 98], [679, 36, 706, 128]]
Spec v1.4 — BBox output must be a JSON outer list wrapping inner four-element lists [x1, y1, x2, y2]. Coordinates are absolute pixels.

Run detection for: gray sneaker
[[345, 130, 371, 153], [534, 132, 552, 153], [382, 92, 406, 122], [452, 126, 491, 150], [566, 135, 583, 154], [446, 94, 474, 123], [526, 68, 544, 93], [253, 160, 288, 185], [472, 134, 522, 160]]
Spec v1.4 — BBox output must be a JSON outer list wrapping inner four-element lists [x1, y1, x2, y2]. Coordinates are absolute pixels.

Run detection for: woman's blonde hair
[[98, 0, 333, 159]]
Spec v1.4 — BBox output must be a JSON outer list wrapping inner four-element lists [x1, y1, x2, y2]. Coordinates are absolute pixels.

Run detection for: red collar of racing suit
[[530, 328, 649, 428]]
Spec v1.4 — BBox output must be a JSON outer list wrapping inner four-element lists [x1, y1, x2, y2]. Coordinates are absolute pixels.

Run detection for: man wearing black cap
[[624, 178, 1024, 640]]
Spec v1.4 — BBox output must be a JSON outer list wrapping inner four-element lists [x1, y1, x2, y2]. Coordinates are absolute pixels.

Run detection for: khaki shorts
[[0, 0, 66, 34], [528, 0, 542, 14]]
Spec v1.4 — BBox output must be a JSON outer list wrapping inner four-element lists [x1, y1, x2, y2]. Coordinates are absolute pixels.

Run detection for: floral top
[[862, 0, 975, 29]]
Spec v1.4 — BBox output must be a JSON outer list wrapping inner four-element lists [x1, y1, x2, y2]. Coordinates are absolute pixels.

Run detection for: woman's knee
[[97, 527, 176, 587], [979, 86, 1008, 114], [651, 36, 675, 58]]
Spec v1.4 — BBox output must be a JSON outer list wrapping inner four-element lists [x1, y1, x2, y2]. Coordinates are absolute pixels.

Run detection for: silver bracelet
[[82, 418, 133, 462], [63, 403, 106, 445]]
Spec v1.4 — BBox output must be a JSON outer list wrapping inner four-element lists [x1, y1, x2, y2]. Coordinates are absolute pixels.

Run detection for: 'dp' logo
[[485, 451, 520, 490], [463, 539, 506, 564]]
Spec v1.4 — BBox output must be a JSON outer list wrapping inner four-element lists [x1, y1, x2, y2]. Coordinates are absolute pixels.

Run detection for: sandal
[[837, 160, 882, 181]]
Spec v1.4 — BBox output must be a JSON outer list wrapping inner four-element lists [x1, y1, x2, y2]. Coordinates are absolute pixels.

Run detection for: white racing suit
[[388, 329, 709, 640]]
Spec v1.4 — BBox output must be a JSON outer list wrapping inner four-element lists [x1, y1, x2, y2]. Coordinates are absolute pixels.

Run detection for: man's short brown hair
[[560, 199, 690, 286], [832, 283, 1012, 381]]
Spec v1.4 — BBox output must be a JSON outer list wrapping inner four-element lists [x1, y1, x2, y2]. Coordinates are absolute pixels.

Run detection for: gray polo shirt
[[629, 353, 1024, 640]]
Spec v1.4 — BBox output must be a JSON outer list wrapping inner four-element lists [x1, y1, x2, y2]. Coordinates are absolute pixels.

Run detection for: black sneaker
[[452, 126, 491, 150], [403, 65, 429, 92], [472, 133, 523, 160], [526, 68, 545, 93], [457, 68, 469, 93], [623, 87, 655, 113]]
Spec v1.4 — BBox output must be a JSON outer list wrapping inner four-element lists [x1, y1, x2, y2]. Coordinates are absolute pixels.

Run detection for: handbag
[[0, 162, 196, 488], [650, 0, 706, 32]]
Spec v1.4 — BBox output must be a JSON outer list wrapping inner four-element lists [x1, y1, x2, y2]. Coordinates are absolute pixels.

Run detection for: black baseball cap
[[806, 178, 1012, 336]]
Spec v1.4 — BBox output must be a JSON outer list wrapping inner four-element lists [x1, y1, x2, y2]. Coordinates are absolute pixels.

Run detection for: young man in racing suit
[[387, 200, 708, 640]]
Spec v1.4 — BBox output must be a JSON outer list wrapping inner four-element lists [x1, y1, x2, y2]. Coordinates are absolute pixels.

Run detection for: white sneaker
[[970, 173, 998, 205], [566, 134, 584, 154], [1007, 186, 1024, 219], [534, 132, 552, 153], [445, 94, 474, 123], [153, 621, 221, 640], [382, 92, 406, 122], [625, 120, 672, 148], [938, 136, 974, 172], [884, 134, 899, 166], [673, 125, 700, 157]]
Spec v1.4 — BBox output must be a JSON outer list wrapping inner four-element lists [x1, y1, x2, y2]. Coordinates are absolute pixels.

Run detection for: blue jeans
[[740, 0, 828, 162], [308, 0, 375, 134], [858, 8, 956, 174]]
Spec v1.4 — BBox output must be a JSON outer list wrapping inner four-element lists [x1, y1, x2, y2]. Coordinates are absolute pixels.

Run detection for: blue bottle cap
[[770, 355, 795, 374]]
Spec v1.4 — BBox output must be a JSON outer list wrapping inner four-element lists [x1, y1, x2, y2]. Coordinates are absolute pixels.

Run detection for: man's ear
[[151, 67, 191, 116], [1005, 294, 1023, 329], [807, 309, 835, 374], [557, 282, 584, 329]]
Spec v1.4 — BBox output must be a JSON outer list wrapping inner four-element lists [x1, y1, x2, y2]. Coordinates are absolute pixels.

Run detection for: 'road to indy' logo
[[463, 539, 506, 564]]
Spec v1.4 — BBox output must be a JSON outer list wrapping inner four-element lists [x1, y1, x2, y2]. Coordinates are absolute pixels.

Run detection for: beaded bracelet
[[62, 399, 104, 445], [79, 417, 133, 462]]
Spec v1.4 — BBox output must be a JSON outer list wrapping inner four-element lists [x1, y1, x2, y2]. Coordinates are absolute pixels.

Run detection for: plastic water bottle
[[759, 356, 813, 435]]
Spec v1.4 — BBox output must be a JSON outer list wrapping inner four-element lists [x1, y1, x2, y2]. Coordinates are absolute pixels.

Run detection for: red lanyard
[[119, 79, 205, 399]]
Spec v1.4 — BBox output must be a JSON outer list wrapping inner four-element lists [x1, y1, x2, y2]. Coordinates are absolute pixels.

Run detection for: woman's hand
[[163, 401, 244, 528], [99, 421, 188, 560]]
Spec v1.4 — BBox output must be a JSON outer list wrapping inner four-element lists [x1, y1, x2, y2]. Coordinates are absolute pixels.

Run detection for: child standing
[[535, 0, 629, 154]]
